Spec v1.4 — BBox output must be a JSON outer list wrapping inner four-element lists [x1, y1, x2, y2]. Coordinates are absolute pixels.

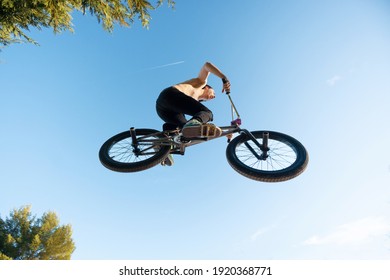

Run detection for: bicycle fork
[[130, 127, 141, 154], [130, 127, 173, 156], [241, 130, 270, 160]]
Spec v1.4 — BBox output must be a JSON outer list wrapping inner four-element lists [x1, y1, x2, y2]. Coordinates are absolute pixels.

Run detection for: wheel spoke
[[235, 138, 297, 172], [109, 136, 161, 164]]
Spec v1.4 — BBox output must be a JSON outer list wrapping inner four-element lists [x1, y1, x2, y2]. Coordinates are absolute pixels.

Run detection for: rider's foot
[[161, 154, 174, 166], [182, 119, 222, 138]]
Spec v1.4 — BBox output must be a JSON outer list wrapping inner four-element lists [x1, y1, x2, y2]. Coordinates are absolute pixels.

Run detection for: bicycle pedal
[[200, 126, 212, 137], [182, 124, 222, 138], [200, 124, 222, 138]]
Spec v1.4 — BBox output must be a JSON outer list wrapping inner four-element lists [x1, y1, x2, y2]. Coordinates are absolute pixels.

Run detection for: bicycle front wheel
[[226, 131, 308, 182], [99, 129, 170, 172]]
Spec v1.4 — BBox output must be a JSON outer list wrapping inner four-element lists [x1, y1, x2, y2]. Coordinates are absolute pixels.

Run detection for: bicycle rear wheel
[[99, 129, 170, 172], [226, 131, 308, 182]]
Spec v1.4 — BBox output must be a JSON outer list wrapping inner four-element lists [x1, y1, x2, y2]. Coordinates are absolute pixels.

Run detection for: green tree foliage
[[0, 205, 75, 260], [0, 0, 175, 46]]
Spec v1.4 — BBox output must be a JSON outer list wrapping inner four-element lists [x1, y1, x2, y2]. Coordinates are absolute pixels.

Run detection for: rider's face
[[203, 86, 215, 100]]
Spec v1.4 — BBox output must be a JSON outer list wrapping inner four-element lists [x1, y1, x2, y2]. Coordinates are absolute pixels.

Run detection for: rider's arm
[[198, 62, 231, 93]]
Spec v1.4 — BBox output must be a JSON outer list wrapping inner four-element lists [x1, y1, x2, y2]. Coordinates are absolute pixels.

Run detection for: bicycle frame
[[129, 91, 270, 159], [130, 124, 269, 159]]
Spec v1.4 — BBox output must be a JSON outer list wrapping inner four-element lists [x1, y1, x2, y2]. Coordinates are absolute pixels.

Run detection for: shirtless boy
[[156, 61, 231, 139]]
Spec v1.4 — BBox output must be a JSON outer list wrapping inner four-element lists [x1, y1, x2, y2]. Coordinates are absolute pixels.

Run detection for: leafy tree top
[[0, 0, 175, 46], [0, 205, 75, 260]]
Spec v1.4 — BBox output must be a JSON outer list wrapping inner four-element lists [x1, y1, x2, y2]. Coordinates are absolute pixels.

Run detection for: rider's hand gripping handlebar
[[222, 78, 230, 95]]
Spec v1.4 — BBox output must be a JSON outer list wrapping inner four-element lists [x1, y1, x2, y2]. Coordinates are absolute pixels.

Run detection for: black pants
[[156, 87, 213, 131]]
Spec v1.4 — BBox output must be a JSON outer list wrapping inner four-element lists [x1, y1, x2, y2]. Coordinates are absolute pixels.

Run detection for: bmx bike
[[99, 92, 308, 182]]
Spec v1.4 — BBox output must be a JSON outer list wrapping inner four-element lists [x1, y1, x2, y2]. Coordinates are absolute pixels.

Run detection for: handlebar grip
[[222, 78, 230, 94]]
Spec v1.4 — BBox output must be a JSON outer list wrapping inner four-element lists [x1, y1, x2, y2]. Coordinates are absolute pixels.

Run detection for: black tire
[[99, 129, 170, 172], [226, 131, 308, 182]]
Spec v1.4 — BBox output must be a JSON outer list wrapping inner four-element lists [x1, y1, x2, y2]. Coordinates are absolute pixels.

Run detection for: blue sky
[[1, 0, 390, 260]]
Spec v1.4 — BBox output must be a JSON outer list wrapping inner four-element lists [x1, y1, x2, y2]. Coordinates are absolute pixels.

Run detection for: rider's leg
[[156, 87, 221, 137], [156, 89, 188, 129], [170, 94, 222, 137], [170, 97, 221, 138], [162, 122, 179, 132], [157, 87, 212, 122]]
